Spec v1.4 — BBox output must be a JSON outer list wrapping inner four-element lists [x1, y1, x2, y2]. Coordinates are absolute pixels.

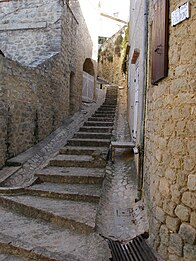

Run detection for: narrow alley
[[0, 1, 195, 261], [0, 85, 154, 261]]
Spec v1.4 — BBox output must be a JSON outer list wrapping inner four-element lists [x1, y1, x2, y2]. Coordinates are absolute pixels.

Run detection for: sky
[[99, 0, 130, 21]]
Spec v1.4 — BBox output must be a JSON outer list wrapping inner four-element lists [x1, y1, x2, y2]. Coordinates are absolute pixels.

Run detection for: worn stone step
[[35, 167, 105, 184], [79, 126, 113, 133], [0, 195, 97, 234], [49, 154, 106, 168], [100, 104, 116, 108], [0, 207, 110, 261], [92, 113, 115, 117], [97, 109, 116, 113], [88, 117, 114, 122], [59, 145, 109, 156], [0, 166, 21, 184], [25, 182, 101, 203], [74, 132, 112, 139], [67, 138, 111, 147], [84, 121, 113, 127], [0, 253, 28, 261]]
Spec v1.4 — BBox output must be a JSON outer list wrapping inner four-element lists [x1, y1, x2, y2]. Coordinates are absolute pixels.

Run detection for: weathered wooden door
[[151, 0, 169, 84]]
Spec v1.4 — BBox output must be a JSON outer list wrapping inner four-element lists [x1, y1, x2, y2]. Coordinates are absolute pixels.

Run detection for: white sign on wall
[[171, 2, 190, 26]]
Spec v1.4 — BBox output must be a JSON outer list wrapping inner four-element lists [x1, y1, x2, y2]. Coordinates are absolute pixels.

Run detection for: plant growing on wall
[[122, 25, 129, 74]]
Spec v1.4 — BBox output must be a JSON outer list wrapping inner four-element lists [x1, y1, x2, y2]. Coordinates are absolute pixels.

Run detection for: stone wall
[[98, 26, 128, 87], [0, 1, 98, 169], [144, 1, 196, 260], [0, 0, 62, 67]]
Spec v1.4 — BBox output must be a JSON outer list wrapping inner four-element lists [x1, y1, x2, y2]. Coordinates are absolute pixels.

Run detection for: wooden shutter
[[151, 0, 169, 85]]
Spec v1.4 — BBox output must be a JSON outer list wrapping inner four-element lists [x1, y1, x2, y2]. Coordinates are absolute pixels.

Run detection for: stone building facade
[[144, 1, 196, 260], [98, 26, 128, 87], [0, 0, 99, 168], [127, 0, 196, 260]]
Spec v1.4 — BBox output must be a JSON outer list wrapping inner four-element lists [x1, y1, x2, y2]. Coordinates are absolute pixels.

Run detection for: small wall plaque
[[171, 2, 190, 26]]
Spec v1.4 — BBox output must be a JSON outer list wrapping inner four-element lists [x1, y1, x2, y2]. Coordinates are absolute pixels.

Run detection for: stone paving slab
[[25, 182, 102, 202], [0, 207, 111, 261], [0, 195, 98, 233]]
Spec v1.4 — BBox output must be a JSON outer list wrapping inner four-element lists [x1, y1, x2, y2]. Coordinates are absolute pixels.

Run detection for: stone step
[[88, 117, 114, 122], [83, 121, 113, 127], [0, 207, 110, 261], [79, 126, 113, 133], [59, 145, 109, 156], [25, 182, 101, 203], [35, 166, 105, 184], [98, 105, 116, 109], [0, 195, 97, 234], [100, 104, 116, 108], [92, 113, 115, 117], [67, 137, 111, 147], [49, 154, 106, 168], [0, 253, 28, 261], [73, 132, 112, 139], [0, 166, 21, 184]]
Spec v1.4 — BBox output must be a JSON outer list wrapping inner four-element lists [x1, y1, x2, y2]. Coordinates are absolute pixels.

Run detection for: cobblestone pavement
[[1, 88, 106, 188], [96, 86, 149, 242]]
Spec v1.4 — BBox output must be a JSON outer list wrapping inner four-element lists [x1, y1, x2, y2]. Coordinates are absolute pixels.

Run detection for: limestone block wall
[[98, 26, 127, 87], [0, 0, 62, 67], [144, 1, 196, 260], [0, 1, 98, 168]]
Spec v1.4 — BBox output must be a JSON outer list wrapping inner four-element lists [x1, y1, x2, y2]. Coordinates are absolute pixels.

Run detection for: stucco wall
[[127, 0, 146, 143], [144, 1, 196, 260], [0, 1, 98, 168]]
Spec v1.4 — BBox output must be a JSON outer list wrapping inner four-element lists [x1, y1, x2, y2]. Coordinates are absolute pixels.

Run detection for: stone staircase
[[0, 86, 118, 261]]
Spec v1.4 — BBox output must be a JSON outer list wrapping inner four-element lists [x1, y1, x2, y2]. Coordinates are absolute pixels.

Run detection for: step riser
[[98, 106, 116, 109], [79, 127, 113, 133], [25, 189, 100, 203], [59, 147, 108, 156], [0, 243, 55, 261], [49, 159, 106, 168], [84, 122, 113, 127], [35, 174, 104, 185], [74, 133, 112, 139], [67, 139, 110, 147], [88, 118, 114, 122], [0, 197, 94, 234], [92, 114, 115, 117]]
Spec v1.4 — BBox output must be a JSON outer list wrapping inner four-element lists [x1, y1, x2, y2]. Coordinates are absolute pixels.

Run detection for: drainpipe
[[136, 0, 149, 201]]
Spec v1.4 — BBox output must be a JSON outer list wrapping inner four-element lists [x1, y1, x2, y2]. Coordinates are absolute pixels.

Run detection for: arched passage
[[82, 58, 95, 102]]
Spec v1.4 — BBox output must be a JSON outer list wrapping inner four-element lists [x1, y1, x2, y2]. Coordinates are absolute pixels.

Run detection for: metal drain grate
[[108, 235, 157, 261]]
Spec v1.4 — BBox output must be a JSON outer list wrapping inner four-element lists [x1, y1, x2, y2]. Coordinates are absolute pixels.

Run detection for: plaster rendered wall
[[127, 0, 145, 144], [98, 26, 127, 87], [144, 1, 196, 260], [0, 1, 98, 168]]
